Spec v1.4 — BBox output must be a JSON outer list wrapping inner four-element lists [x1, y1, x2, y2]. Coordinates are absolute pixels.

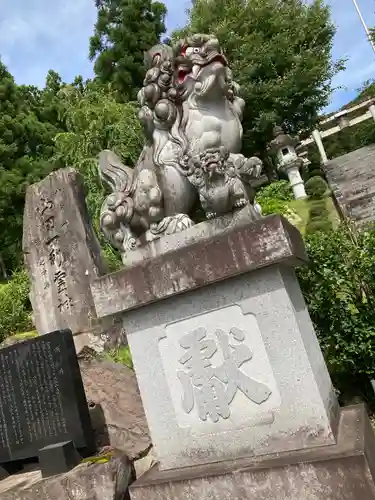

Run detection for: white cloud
[[0, 0, 96, 86], [0, 0, 187, 87]]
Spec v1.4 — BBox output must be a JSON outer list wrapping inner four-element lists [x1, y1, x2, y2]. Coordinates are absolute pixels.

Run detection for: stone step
[[324, 145, 375, 225], [326, 163, 375, 181]]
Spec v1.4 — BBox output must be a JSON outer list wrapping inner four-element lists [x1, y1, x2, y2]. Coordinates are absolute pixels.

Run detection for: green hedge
[[256, 180, 294, 216], [305, 200, 332, 235], [297, 225, 375, 402], [305, 176, 329, 199]]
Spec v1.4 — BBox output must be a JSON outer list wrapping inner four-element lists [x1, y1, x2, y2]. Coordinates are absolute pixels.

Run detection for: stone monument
[[0, 329, 95, 466], [23, 168, 123, 352], [89, 34, 375, 498]]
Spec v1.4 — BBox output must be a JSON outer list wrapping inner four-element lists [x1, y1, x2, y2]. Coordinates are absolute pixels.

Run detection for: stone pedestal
[[127, 262, 338, 470], [90, 212, 374, 498], [129, 405, 375, 500]]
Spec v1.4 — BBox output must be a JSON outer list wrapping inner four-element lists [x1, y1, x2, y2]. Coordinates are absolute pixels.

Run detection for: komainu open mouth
[[177, 55, 227, 84]]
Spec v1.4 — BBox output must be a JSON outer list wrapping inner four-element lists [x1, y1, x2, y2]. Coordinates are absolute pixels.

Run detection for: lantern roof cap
[[268, 125, 299, 153]]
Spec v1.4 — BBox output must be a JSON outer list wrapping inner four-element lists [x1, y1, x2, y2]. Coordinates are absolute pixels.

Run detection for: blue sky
[[0, 0, 374, 113]]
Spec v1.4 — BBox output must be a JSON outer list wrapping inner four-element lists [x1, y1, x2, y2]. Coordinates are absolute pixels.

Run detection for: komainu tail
[[99, 150, 134, 194]]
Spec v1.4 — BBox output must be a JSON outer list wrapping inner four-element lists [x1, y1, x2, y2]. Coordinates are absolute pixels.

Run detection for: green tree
[[20, 70, 68, 133], [89, 0, 167, 100], [0, 270, 32, 341], [173, 0, 344, 177], [0, 61, 60, 272], [53, 81, 144, 268]]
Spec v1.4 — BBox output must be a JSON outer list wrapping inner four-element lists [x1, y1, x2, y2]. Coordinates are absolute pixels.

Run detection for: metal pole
[[350, 0, 375, 55]]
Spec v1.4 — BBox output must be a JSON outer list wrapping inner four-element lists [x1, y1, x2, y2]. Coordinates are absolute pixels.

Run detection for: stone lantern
[[268, 126, 307, 200]]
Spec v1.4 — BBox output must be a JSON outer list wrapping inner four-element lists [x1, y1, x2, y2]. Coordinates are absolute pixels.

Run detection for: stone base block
[[130, 405, 375, 500], [0, 453, 133, 500], [38, 441, 80, 478], [124, 263, 338, 470]]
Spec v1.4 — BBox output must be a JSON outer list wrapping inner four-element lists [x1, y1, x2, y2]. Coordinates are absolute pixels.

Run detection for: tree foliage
[[54, 81, 143, 219], [173, 0, 344, 167], [255, 180, 294, 215], [0, 62, 63, 272], [89, 0, 167, 100], [0, 48, 146, 273], [53, 81, 144, 268], [0, 270, 32, 342]]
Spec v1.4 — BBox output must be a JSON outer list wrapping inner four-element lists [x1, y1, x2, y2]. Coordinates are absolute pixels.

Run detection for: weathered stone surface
[[130, 405, 375, 500], [0, 454, 133, 500], [22, 168, 108, 336], [91, 214, 308, 318], [124, 204, 270, 267], [133, 447, 157, 479], [324, 144, 375, 226], [79, 358, 151, 460], [124, 263, 338, 470]]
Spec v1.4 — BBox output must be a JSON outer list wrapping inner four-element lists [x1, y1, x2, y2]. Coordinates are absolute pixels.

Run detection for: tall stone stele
[[90, 34, 375, 499], [23, 168, 117, 352]]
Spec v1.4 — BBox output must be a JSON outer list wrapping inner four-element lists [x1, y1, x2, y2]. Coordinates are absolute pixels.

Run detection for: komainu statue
[[99, 34, 262, 262]]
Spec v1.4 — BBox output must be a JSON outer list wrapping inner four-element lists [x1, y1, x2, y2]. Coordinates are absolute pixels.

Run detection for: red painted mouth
[[178, 69, 188, 84], [177, 54, 227, 85]]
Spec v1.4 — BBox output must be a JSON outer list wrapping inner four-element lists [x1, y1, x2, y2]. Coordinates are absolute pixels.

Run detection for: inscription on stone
[[0, 329, 95, 463], [23, 168, 108, 335], [177, 327, 272, 423], [37, 194, 73, 313], [160, 305, 281, 430]]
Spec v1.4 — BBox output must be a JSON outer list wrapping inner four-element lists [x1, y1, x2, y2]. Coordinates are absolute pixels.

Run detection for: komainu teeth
[[192, 65, 200, 78], [234, 199, 247, 208]]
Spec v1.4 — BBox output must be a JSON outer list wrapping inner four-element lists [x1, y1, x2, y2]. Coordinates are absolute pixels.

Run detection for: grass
[[11, 330, 39, 340], [100, 345, 133, 369], [81, 451, 114, 464]]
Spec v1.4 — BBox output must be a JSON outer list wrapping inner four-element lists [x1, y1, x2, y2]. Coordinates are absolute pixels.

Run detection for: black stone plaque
[[0, 329, 95, 463]]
